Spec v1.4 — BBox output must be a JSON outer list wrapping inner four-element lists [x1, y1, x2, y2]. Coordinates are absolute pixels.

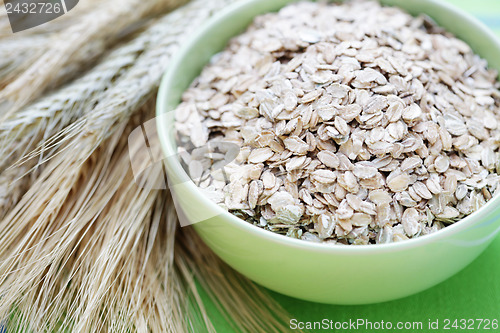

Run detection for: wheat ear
[[0, 101, 295, 332], [0, 0, 187, 116], [0, 0, 233, 218], [0, 0, 300, 331]]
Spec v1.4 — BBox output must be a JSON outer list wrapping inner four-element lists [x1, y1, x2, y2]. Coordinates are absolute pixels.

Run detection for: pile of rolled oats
[[174, 0, 500, 245]]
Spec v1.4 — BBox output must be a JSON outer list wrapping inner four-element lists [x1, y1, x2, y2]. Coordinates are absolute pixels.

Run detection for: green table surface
[[202, 1, 500, 332]]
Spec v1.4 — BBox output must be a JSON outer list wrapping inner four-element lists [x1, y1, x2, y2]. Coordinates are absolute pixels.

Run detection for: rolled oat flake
[[175, 0, 500, 245]]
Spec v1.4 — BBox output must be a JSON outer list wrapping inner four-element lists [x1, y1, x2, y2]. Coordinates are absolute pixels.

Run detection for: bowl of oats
[[157, 0, 500, 304]]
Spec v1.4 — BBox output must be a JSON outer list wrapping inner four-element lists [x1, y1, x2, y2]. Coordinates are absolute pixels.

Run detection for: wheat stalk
[[0, 0, 188, 117], [0, 101, 294, 332], [0, 0, 231, 168], [0, 0, 297, 331], [0, 36, 48, 86], [0, 20, 164, 171], [178, 226, 295, 333], [0, 0, 236, 280], [0, 155, 37, 220], [0, 0, 231, 212], [0, 0, 116, 88]]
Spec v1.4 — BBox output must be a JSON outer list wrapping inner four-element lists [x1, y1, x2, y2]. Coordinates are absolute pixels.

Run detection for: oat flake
[[175, 0, 500, 245]]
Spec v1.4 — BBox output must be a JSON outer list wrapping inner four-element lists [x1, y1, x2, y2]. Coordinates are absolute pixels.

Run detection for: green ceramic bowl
[[157, 0, 500, 304]]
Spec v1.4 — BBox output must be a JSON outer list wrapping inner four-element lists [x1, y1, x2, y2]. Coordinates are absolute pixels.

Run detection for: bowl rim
[[157, 0, 500, 254]]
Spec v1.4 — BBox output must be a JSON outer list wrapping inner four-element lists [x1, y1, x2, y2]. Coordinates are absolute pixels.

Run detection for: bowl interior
[[157, 0, 500, 251]]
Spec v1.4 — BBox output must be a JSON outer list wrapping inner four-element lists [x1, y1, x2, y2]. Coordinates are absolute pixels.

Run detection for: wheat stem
[[0, 0, 298, 331], [0, 0, 187, 116]]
